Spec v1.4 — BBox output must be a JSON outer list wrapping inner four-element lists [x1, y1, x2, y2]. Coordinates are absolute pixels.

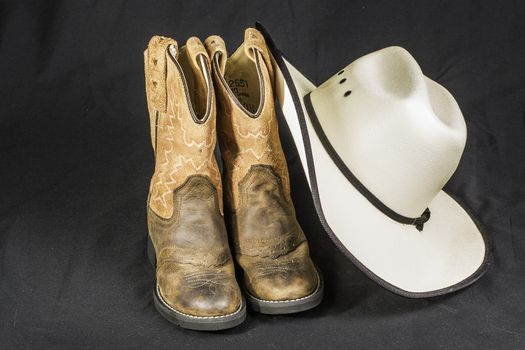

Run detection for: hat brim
[[257, 23, 489, 298]]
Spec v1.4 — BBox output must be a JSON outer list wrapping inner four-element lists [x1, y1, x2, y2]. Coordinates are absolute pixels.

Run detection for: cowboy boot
[[204, 29, 323, 314], [144, 35, 245, 330]]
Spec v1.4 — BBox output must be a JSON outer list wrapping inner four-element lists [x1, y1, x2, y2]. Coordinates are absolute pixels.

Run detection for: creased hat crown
[[310, 46, 467, 217]]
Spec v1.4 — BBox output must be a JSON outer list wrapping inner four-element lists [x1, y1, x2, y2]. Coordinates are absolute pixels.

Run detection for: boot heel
[[147, 234, 156, 268]]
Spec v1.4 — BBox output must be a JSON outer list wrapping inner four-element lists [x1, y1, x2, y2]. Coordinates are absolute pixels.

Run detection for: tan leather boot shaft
[[205, 29, 319, 303], [145, 36, 223, 219], [144, 36, 242, 318], [204, 30, 287, 210]]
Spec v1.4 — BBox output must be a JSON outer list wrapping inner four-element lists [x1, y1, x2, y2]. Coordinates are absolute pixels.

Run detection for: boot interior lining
[[224, 44, 262, 114], [178, 46, 209, 120]]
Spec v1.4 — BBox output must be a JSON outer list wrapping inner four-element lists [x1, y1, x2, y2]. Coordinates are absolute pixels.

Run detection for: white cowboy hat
[[256, 24, 489, 298]]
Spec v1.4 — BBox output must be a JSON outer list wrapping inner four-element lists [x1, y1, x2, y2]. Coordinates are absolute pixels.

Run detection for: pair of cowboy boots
[[144, 28, 323, 331]]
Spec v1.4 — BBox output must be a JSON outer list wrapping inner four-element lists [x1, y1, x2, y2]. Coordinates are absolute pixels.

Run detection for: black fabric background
[[1, 1, 524, 348]]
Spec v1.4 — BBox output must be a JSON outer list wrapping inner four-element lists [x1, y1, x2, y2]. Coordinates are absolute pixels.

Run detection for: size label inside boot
[[229, 78, 257, 114]]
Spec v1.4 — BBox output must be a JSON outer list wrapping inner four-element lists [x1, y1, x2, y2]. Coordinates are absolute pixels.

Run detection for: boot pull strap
[[185, 37, 211, 72], [204, 35, 227, 72], [144, 36, 178, 113], [144, 36, 178, 152], [244, 28, 274, 84]]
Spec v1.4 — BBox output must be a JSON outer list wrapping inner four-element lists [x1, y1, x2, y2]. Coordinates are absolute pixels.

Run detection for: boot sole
[[147, 235, 247, 331], [244, 267, 324, 315]]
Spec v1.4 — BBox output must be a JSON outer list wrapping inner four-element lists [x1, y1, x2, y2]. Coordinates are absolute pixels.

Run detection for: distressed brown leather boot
[[204, 29, 323, 314], [144, 35, 245, 330]]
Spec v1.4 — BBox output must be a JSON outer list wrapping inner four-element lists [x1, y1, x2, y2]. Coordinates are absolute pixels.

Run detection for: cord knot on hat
[[413, 208, 431, 231]]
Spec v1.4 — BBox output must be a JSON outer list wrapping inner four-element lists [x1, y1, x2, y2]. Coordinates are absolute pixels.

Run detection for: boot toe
[[157, 263, 242, 317], [241, 243, 319, 301]]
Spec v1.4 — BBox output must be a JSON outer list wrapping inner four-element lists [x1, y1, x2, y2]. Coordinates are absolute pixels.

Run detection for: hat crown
[[310, 46, 467, 218]]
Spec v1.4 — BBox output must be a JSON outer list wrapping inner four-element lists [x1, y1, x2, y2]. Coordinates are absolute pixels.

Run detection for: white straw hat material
[[257, 24, 489, 297]]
